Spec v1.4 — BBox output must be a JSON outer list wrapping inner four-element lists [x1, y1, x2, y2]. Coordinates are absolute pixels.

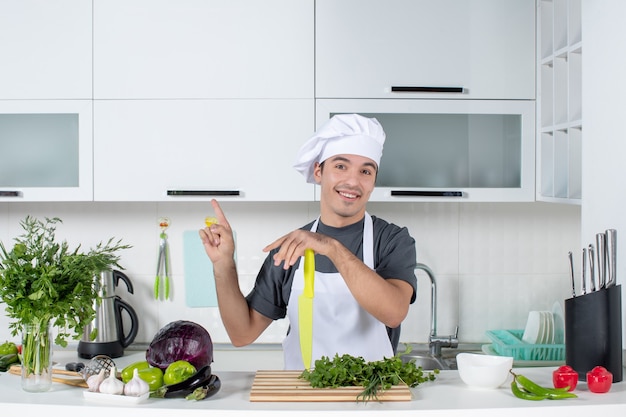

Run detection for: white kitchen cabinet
[[93, 99, 314, 201], [93, 0, 313, 100], [316, 0, 536, 100], [317, 99, 535, 202], [537, 0, 582, 204], [0, 0, 92, 99], [0, 100, 93, 201]]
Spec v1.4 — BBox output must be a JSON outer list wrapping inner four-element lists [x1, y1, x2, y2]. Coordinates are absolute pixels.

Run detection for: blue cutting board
[[182, 230, 236, 308], [183, 230, 217, 307]]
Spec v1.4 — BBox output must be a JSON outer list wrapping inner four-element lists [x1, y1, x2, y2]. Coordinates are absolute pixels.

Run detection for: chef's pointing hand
[[199, 199, 235, 264]]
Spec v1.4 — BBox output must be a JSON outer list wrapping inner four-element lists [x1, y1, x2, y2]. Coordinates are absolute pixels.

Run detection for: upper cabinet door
[[316, 0, 536, 100], [93, 99, 314, 202], [0, 100, 93, 201], [316, 99, 535, 202], [93, 0, 314, 99], [0, 0, 92, 99]]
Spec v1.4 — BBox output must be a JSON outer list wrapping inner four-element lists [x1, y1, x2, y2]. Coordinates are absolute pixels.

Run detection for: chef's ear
[[313, 162, 323, 184]]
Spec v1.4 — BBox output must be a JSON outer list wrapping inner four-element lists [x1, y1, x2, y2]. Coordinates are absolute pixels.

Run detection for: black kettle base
[[77, 341, 125, 359]]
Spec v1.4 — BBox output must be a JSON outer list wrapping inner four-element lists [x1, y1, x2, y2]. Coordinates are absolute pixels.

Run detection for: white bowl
[[456, 353, 514, 389]]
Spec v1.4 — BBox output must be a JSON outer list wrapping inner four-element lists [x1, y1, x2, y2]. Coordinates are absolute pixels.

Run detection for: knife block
[[564, 285, 622, 382]]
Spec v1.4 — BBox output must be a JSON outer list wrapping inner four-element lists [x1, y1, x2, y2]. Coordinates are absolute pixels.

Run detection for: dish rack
[[486, 329, 565, 361]]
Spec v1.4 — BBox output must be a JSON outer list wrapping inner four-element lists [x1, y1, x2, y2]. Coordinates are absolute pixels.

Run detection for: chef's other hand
[[263, 229, 332, 270]]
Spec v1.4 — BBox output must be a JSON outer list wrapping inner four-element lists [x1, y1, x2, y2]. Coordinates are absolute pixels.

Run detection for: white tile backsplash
[[0, 201, 580, 349]]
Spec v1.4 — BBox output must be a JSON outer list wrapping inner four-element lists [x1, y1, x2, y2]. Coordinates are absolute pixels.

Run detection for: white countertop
[[1, 350, 626, 416]]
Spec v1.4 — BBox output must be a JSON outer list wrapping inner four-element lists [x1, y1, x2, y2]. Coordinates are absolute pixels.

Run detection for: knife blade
[[299, 248, 315, 370]]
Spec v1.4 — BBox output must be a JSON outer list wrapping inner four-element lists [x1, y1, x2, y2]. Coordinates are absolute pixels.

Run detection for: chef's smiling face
[[314, 154, 377, 227]]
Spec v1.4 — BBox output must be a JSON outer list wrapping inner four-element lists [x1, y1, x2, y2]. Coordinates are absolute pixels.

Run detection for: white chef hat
[[293, 114, 386, 183]]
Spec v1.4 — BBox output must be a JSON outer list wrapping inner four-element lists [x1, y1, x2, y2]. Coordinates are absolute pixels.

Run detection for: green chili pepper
[[510, 379, 548, 400], [510, 371, 577, 401], [515, 373, 577, 398]]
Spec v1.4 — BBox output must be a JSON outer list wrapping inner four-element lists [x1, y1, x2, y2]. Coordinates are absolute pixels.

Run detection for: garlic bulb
[[124, 368, 150, 397], [98, 366, 125, 395], [87, 368, 106, 392]]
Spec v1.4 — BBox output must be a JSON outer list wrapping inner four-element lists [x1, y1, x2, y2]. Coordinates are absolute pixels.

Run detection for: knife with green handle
[[299, 248, 315, 370]]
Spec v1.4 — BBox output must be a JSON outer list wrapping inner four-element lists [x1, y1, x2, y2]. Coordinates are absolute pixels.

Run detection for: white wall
[[582, 1, 626, 341], [0, 200, 579, 348]]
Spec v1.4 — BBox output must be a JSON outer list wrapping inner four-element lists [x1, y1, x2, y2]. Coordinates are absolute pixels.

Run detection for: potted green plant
[[0, 216, 130, 392]]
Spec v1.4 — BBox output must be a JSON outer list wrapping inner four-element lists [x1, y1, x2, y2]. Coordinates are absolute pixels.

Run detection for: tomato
[[552, 365, 578, 391], [163, 360, 197, 386], [0, 341, 18, 356], [586, 366, 612, 393]]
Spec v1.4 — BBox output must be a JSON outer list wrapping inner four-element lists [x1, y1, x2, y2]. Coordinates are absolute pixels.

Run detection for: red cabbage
[[146, 320, 213, 371]]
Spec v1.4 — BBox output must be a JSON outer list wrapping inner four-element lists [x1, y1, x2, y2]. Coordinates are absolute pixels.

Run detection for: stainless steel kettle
[[77, 270, 139, 359]]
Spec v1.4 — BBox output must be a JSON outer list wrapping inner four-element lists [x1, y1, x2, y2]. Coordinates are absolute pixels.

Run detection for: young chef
[[199, 113, 418, 370]]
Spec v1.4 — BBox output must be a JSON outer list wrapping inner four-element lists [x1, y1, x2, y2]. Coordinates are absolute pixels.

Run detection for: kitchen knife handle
[[391, 86, 464, 93], [606, 229, 617, 287], [588, 244, 596, 292], [568, 251, 576, 298], [582, 248, 587, 295], [167, 190, 240, 196], [596, 233, 607, 289], [303, 249, 315, 298]]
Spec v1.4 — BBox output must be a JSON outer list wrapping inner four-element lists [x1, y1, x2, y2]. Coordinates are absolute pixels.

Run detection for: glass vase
[[21, 321, 53, 392]]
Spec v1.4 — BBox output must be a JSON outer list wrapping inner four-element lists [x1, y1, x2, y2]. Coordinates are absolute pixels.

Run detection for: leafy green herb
[[0, 216, 131, 346], [299, 346, 439, 402]]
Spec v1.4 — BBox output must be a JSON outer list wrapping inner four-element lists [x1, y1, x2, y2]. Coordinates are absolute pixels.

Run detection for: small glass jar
[[21, 321, 53, 392]]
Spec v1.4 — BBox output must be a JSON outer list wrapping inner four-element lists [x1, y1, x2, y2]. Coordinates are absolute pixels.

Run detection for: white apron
[[283, 212, 393, 370]]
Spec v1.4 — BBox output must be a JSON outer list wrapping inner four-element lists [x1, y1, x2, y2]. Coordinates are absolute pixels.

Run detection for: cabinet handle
[[167, 190, 240, 196], [391, 86, 464, 93], [0, 191, 21, 197], [391, 190, 463, 197]]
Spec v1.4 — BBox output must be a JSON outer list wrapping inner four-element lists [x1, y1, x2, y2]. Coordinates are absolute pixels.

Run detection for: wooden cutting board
[[8, 365, 88, 388], [249, 370, 412, 402]]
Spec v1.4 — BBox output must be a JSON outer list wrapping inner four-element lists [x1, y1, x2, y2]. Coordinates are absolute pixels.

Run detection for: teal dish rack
[[486, 329, 565, 361]]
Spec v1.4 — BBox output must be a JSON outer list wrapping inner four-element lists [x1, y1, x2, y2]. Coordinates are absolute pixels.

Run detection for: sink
[[400, 347, 485, 370], [401, 352, 450, 370], [400, 264, 483, 371]]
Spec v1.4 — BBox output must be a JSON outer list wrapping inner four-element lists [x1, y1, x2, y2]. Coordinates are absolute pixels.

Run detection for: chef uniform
[[283, 114, 393, 370]]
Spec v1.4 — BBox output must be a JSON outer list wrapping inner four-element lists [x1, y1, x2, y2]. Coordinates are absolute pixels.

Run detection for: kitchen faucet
[[415, 263, 459, 357]]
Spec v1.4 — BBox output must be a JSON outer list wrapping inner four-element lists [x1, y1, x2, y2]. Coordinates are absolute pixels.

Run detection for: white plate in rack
[[522, 311, 542, 344], [537, 311, 547, 344], [546, 311, 554, 344], [552, 301, 565, 344]]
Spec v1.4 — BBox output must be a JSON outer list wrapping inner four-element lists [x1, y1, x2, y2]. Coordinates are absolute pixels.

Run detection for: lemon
[[204, 217, 218, 227]]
